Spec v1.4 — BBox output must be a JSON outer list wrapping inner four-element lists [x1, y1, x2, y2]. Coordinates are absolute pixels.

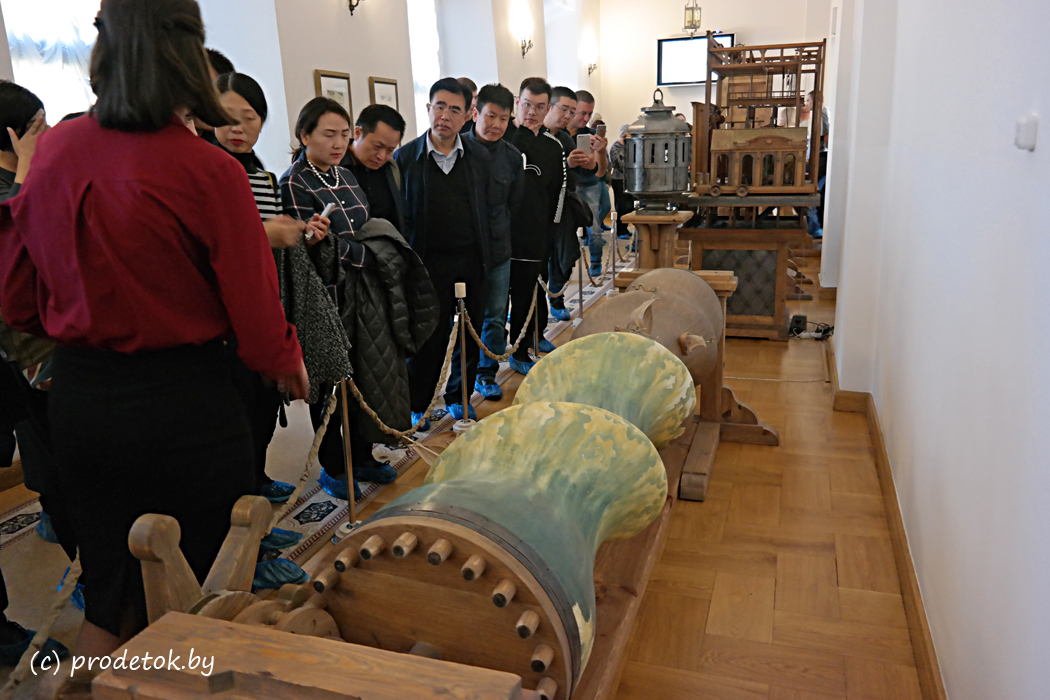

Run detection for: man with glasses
[[566, 90, 610, 275], [394, 78, 496, 426], [502, 78, 567, 375], [542, 87, 601, 321]]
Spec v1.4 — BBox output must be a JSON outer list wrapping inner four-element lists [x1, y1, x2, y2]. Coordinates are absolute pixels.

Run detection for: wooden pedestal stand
[[621, 210, 693, 270], [615, 269, 780, 501]]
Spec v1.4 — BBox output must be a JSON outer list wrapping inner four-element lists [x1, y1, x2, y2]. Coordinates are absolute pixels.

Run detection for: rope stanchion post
[[577, 232, 586, 320], [610, 210, 618, 294], [533, 280, 540, 359], [455, 283, 474, 433], [339, 379, 357, 525]]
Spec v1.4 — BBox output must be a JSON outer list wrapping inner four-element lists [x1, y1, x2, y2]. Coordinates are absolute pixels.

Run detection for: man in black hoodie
[[503, 78, 567, 376]]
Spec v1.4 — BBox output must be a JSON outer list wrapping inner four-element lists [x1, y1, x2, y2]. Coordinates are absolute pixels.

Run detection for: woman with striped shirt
[[213, 73, 329, 508]]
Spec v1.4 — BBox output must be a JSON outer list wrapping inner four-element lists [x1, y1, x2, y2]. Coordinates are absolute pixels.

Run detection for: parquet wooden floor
[[331, 254, 920, 700], [613, 257, 921, 700]]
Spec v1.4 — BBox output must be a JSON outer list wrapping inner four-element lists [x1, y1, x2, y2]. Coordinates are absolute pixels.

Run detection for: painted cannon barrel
[[323, 402, 667, 698], [514, 331, 696, 448], [573, 268, 724, 385]]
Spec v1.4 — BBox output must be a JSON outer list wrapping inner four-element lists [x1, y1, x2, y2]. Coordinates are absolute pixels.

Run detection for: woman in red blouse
[[0, 0, 308, 662]]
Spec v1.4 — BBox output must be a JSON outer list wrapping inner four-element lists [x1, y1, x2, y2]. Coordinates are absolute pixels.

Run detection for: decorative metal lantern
[[625, 89, 692, 209]]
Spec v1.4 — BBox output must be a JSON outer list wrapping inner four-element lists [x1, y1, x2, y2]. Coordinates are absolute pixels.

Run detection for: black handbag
[[565, 191, 593, 229]]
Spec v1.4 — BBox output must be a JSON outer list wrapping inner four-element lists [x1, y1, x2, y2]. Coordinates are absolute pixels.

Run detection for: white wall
[[819, 0, 853, 288], [543, 0, 601, 105], [437, 0, 499, 88], [492, 0, 548, 92], [198, 0, 291, 173], [274, 0, 418, 150], [0, 7, 13, 82], [598, 0, 814, 135], [834, 0, 1050, 698]]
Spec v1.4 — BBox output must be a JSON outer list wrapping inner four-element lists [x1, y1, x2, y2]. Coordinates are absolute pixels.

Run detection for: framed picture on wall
[[369, 77, 399, 111], [314, 70, 352, 116]]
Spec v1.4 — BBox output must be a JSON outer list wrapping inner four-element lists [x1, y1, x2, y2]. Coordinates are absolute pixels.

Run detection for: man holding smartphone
[[566, 90, 609, 278]]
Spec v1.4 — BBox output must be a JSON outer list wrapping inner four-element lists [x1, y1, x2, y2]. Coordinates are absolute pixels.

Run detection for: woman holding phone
[[213, 72, 330, 509], [0, 0, 307, 666], [281, 97, 398, 503]]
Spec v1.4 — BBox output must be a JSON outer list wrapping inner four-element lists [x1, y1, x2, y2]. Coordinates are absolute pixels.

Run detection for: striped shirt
[[248, 169, 282, 219]]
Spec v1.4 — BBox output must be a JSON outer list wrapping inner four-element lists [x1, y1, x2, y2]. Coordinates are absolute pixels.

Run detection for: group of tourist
[[0, 0, 628, 680]]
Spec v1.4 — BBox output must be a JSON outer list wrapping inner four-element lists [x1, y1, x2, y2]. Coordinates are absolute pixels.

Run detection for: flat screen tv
[[657, 33, 735, 86]]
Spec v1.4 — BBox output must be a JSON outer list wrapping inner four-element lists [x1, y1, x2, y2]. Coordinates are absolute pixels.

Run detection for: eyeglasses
[[554, 104, 576, 117], [519, 99, 546, 114], [430, 103, 464, 117]]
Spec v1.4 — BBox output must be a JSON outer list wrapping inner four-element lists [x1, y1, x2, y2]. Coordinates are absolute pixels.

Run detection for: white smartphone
[[576, 133, 592, 154], [320, 202, 337, 218]]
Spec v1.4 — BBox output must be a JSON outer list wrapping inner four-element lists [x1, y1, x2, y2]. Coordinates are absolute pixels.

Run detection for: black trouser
[[228, 343, 282, 487], [509, 259, 543, 362], [0, 423, 13, 468], [612, 178, 634, 225], [409, 250, 487, 412], [49, 342, 253, 637], [308, 392, 376, 479]]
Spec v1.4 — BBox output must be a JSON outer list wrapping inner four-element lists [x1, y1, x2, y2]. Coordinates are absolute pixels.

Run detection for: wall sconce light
[[348, 0, 364, 15], [588, 63, 598, 76], [683, 0, 702, 36], [510, 0, 534, 59]]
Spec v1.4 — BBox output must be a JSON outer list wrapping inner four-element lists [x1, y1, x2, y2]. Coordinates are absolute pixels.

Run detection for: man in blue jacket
[[462, 84, 524, 401], [394, 78, 496, 426]]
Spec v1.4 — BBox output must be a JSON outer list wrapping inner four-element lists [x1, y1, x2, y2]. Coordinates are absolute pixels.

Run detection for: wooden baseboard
[[829, 342, 946, 700], [0, 460, 24, 492]]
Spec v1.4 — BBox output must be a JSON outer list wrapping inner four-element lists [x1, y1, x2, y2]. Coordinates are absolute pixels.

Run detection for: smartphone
[[596, 123, 607, 138], [576, 133, 592, 154], [320, 202, 336, 218]]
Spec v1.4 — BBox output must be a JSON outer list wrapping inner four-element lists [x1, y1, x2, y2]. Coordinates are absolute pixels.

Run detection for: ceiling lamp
[[683, 0, 702, 36]]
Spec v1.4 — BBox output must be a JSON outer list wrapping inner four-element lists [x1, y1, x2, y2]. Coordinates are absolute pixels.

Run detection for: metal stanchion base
[[452, 419, 476, 434]]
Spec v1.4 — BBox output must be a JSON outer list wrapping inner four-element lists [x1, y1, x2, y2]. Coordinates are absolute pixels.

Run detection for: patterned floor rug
[[0, 497, 41, 551]]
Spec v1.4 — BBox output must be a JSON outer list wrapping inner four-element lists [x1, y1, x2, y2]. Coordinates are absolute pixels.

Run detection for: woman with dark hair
[[280, 97, 398, 501], [0, 0, 308, 666], [213, 72, 333, 512]]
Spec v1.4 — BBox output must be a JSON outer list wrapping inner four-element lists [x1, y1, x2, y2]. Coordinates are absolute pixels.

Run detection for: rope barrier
[[345, 312, 461, 441], [0, 560, 82, 700], [464, 285, 537, 362]]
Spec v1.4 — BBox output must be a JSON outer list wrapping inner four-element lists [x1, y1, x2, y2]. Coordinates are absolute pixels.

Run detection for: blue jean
[[598, 182, 611, 229], [474, 258, 511, 382], [577, 182, 605, 269]]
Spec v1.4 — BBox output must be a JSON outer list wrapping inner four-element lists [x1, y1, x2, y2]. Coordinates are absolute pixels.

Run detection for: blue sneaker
[[318, 468, 362, 501], [260, 528, 303, 552], [354, 460, 397, 484], [551, 307, 571, 322], [36, 511, 59, 544], [252, 558, 310, 592], [475, 377, 503, 401], [447, 403, 477, 421], [813, 228, 823, 239], [537, 338, 556, 354], [590, 265, 603, 278], [509, 357, 535, 376], [258, 480, 295, 503], [411, 411, 430, 432], [617, 232, 632, 240], [0, 621, 68, 668]]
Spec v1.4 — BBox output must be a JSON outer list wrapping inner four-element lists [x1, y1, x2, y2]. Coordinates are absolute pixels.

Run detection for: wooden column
[[621, 211, 693, 270]]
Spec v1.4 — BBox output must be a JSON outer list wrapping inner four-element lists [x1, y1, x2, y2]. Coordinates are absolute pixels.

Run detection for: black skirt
[[48, 341, 254, 637]]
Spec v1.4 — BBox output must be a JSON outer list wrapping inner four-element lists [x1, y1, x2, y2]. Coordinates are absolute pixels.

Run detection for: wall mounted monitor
[[657, 33, 735, 86]]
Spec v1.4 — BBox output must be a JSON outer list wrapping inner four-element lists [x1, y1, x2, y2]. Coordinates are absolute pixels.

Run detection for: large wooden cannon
[[107, 334, 695, 700]]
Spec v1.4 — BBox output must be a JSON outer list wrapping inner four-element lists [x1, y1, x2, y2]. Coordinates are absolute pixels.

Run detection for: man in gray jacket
[[461, 83, 524, 401]]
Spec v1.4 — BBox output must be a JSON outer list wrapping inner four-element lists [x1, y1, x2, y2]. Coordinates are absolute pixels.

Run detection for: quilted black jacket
[[341, 218, 439, 444]]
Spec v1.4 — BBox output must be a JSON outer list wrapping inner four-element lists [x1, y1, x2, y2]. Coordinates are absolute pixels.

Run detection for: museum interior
[[0, 0, 1045, 699]]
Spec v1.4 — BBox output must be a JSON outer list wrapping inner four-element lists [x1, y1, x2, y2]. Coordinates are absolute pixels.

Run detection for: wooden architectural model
[[692, 33, 826, 197]]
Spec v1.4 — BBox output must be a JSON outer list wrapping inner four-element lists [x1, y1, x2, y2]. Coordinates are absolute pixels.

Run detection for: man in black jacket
[[504, 78, 567, 376], [462, 84, 523, 400], [340, 104, 406, 232], [394, 78, 496, 426]]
